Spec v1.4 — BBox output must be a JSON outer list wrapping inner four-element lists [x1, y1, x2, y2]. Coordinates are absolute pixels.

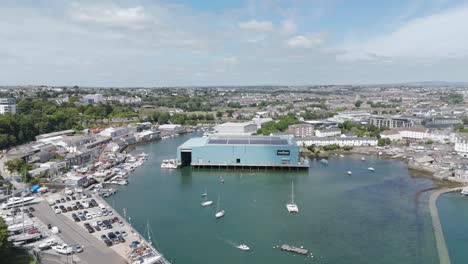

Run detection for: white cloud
[[286, 33, 326, 48], [280, 19, 296, 35], [69, 3, 151, 30], [341, 6, 468, 60], [238, 19, 273, 32]]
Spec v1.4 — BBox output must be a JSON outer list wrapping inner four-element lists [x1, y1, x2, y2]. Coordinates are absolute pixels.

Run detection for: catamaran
[[2, 196, 36, 209], [286, 181, 299, 213], [215, 194, 225, 219], [201, 190, 213, 207]]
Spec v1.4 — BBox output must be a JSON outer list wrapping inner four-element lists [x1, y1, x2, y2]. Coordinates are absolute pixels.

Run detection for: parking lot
[[33, 191, 128, 264], [41, 189, 144, 262]]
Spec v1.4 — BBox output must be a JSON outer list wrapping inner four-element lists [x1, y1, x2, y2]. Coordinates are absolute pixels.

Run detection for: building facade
[[0, 98, 17, 114], [214, 122, 258, 135], [369, 116, 414, 129], [314, 128, 341, 137], [297, 137, 378, 147], [288, 124, 315, 138], [177, 135, 306, 168]]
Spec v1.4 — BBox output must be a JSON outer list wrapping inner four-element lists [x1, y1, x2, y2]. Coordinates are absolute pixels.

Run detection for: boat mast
[[216, 194, 220, 213], [291, 181, 295, 204]]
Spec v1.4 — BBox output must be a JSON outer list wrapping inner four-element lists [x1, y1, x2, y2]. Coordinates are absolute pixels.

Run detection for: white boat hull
[[286, 203, 299, 213], [201, 201, 213, 207], [215, 210, 225, 218]]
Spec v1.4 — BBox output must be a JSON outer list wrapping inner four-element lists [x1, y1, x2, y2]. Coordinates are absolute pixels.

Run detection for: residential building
[[424, 117, 463, 128], [455, 137, 468, 158], [214, 122, 257, 135], [296, 137, 378, 147], [288, 124, 315, 138], [0, 98, 17, 114], [315, 128, 341, 137], [369, 116, 414, 128]]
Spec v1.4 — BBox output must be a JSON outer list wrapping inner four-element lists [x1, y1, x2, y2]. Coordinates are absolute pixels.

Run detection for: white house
[[314, 128, 341, 137], [380, 127, 428, 141], [455, 138, 468, 157], [297, 137, 378, 147]]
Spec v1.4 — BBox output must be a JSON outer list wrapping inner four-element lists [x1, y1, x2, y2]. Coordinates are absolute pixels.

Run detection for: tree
[[216, 111, 223, 118], [354, 100, 363, 108], [158, 112, 170, 124], [0, 218, 12, 260], [4, 158, 26, 173]]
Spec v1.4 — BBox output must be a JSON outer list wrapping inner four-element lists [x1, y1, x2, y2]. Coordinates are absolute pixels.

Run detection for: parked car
[[28, 207, 35, 212], [72, 244, 83, 253]]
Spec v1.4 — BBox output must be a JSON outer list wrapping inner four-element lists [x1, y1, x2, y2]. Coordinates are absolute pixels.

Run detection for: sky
[[1, 0, 468, 87]]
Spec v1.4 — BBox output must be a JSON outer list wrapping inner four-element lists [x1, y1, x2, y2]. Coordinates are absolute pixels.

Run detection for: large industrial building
[[177, 135, 308, 169], [213, 122, 258, 135]]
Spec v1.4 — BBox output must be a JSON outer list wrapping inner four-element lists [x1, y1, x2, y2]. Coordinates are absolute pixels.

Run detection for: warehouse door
[[181, 151, 192, 167]]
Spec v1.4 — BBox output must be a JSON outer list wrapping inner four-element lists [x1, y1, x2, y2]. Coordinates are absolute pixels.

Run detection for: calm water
[[438, 193, 468, 264], [105, 133, 439, 264]]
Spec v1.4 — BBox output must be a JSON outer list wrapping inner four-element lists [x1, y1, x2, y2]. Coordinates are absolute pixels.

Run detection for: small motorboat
[[347, 171, 352, 175], [201, 188, 207, 197], [320, 159, 328, 165], [368, 167, 375, 171], [215, 210, 225, 219], [237, 244, 250, 251], [461, 187, 468, 196], [339, 154, 344, 158], [220, 177, 225, 184], [361, 157, 366, 161]]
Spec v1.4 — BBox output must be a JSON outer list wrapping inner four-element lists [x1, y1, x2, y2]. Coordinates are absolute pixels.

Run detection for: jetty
[[429, 187, 461, 264], [280, 244, 308, 255]]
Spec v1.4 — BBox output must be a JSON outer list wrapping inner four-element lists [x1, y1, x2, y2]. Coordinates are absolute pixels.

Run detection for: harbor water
[[438, 193, 468, 264], [105, 133, 439, 264]]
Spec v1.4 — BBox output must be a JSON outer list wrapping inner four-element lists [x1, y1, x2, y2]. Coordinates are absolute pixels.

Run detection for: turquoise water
[[105, 133, 438, 264], [438, 192, 468, 264]]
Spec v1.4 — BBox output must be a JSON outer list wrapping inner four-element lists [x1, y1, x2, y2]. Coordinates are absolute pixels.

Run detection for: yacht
[[2, 196, 36, 209], [320, 159, 328, 165], [347, 171, 352, 175], [237, 244, 250, 251], [201, 190, 213, 207], [215, 195, 225, 219], [139, 152, 149, 160], [361, 157, 366, 161], [339, 154, 345, 158], [286, 181, 299, 213], [161, 159, 178, 169], [368, 167, 375, 171], [461, 187, 468, 196]]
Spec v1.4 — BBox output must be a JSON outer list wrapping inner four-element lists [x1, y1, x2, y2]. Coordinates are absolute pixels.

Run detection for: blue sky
[[1, 0, 468, 86]]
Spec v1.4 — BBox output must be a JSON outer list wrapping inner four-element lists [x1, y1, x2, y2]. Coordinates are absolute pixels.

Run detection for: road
[[32, 201, 126, 264]]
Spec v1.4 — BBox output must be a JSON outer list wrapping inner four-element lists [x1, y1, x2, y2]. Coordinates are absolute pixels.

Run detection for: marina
[[103, 133, 440, 264]]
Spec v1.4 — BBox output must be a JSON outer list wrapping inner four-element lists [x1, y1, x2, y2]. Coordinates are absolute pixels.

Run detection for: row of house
[[296, 137, 378, 147]]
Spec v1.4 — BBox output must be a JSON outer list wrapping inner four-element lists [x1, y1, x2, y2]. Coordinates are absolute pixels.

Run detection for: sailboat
[[201, 190, 213, 207], [368, 167, 375, 171], [201, 188, 207, 197], [286, 181, 299, 213], [219, 176, 225, 184], [215, 194, 225, 219]]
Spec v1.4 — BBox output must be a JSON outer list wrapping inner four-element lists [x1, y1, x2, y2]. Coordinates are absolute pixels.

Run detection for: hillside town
[[0, 85, 468, 263]]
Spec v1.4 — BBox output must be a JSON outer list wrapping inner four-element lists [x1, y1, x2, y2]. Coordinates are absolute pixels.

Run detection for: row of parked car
[[54, 198, 99, 214], [100, 230, 127, 247], [83, 216, 122, 233]]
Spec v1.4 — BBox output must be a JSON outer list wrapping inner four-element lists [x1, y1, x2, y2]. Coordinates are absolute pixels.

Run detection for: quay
[[192, 162, 309, 170], [94, 194, 171, 264], [429, 187, 461, 264], [280, 244, 309, 255]]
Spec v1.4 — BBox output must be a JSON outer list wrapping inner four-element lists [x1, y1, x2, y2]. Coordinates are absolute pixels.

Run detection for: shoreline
[[428, 187, 461, 264]]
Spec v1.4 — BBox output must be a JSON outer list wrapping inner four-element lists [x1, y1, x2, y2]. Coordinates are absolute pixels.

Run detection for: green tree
[[354, 100, 363, 108], [0, 218, 12, 260]]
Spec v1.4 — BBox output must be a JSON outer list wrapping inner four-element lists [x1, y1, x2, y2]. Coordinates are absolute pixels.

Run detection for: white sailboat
[[286, 181, 299, 213], [215, 194, 225, 219], [201, 190, 213, 207], [368, 167, 375, 171], [347, 171, 352, 175]]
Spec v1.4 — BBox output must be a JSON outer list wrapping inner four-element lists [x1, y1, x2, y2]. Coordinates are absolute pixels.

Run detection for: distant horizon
[[2, 80, 468, 89]]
